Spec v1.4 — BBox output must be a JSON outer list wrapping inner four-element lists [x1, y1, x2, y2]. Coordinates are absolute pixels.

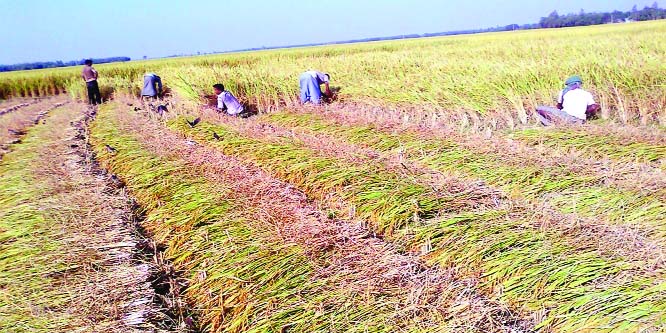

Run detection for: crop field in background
[[1, 21, 665, 333], [1, 21, 666, 128]]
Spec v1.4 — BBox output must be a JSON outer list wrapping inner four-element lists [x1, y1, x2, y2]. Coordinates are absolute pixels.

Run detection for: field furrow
[[160, 103, 666, 332], [257, 109, 666, 237], [0, 103, 163, 332], [192, 109, 666, 267], [0, 96, 68, 157], [509, 126, 666, 166], [169, 114, 495, 236], [0, 98, 39, 116], [304, 103, 666, 194], [89, 102, 537, 332]]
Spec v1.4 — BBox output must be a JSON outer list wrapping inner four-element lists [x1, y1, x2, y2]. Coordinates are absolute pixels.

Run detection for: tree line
[[539, 3, 666, 28], [0, 57, 130, 73], [223, 3, 666, 54]]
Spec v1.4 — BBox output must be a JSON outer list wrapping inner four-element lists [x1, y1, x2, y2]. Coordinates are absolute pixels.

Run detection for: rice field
[[1, 20, 666, 333], [2, 21, 666, 127]]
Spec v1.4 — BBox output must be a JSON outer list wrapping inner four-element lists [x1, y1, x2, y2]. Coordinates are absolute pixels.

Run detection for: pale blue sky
[[0, 0, 657, 64]]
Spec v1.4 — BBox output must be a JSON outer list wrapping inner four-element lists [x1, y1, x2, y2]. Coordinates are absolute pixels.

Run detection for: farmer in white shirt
[[299, 70, 331, 105], [536, 75, 600, 126]]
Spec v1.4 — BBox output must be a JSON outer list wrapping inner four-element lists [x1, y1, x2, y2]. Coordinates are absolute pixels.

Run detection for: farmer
[[536, 75, 600, 126], [81, 59, 102, 105], [213, 83, 246, 116], [141, 73, 163, 100], [299, 70, 331, 105]]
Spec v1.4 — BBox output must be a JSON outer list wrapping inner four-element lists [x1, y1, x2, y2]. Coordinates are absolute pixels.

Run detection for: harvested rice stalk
[[92, 103, 534, 333], [168, 113, 666, 332]]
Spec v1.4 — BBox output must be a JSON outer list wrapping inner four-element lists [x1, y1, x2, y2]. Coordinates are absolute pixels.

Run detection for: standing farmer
[[536, 75, 600, 126], [141, 73, 163, 100], [299, 70, 331, 105], [81, 59, 102, 105]]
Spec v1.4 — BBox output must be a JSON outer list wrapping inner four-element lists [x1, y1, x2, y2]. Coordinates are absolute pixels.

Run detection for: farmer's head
[[84, 59, 93, 66], [213, 83, 224, 95], [565, 75, 583, 89], [324, 73, 331, 82]]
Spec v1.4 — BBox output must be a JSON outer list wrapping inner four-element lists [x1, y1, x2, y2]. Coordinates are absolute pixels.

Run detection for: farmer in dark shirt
[[81, 59, 102, 105]]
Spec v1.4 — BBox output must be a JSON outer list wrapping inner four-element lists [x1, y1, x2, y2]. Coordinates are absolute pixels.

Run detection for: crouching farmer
[[141, 73, 163, 100], [299, 70, 331, 105], [213, 83, 246, 117], [536, 75, 600, 126]]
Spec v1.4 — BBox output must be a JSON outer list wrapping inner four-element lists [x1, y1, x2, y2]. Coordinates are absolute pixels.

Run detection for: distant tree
[[535, 4, 665, 28], [610, 10, 625, 22], [540, 10, 561, 28], [0, 56, 130, 72], [630, 5, 639, 20]]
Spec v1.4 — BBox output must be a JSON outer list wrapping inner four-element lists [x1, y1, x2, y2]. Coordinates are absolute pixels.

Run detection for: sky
[[0, 0, 658, 64]]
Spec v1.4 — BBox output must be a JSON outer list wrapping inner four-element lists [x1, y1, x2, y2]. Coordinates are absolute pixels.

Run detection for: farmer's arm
[[324, 82, 331, 97], [156, 76, 163, 96], [586, 104, 600, 114], [217, 94, 227, 111], [585, 93, 600, 119]]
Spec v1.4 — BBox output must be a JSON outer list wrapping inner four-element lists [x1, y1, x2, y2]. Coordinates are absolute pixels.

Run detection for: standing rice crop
[[2, 21, 665, 126]]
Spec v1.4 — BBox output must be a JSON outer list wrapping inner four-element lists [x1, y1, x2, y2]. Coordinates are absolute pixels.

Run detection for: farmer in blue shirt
[[299, 70, 332, 105], [141, 73, 163, 100]]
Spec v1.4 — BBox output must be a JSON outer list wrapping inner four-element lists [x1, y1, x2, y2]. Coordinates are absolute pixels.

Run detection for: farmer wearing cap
[[141, 73, 163, 100], [299, 70, 331, 105], [536, 75, 600, 126]]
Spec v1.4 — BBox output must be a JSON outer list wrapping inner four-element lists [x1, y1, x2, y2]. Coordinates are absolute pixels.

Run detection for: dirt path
[[0, 102, 176, 332]]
